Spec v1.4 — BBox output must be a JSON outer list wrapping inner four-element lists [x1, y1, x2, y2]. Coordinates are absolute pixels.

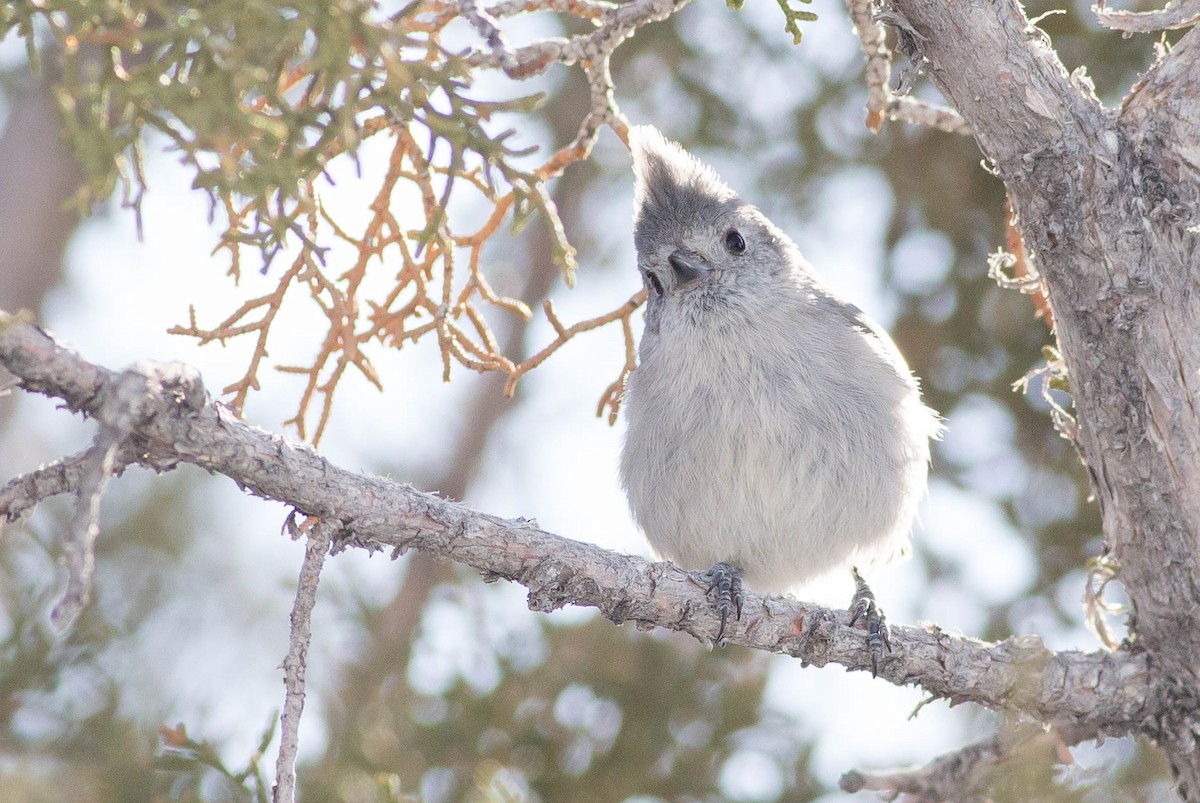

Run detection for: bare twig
[[0, 449, 106, 526], [51, 365, 172, 630], [51, 422, 130, 630], [504, 289, 645, 398], [461, 0, 691, 74], [546, 53, 624, 175], [1094, 0, 1200, 31], [1012, 349, 1076, 442], [848, 0, 893, 132], [485, 0, 619, 18], [845, 0, 970, 135], [459, 0, 520, 74], [273, 517, 334, 803], [1085, 552, 1125, 650], [596, 307, 639, 424], [987, 250, 1042, 293], [840, 722, 1074, 801], [885, 95, 972, 135]]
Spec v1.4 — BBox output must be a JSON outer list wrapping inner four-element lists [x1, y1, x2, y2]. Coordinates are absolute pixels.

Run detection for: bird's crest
[[629, 126, 739, 245]]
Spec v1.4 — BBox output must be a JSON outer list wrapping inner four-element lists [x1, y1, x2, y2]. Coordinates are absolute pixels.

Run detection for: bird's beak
[[667, 248, 710, 286], [642, 248, 711, 300]]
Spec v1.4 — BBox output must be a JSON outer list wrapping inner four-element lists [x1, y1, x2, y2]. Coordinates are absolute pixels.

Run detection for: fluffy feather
[[620, 126, 942, 592]]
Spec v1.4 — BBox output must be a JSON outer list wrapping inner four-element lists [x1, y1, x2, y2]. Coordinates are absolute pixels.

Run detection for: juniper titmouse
[[619, 127, 942, 671]]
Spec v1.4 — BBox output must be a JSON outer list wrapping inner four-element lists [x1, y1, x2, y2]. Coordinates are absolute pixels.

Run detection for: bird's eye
[[724, 229, 746, 254]]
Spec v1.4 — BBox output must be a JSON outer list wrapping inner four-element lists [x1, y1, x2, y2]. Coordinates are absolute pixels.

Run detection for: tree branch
[[462, 0, 691, 75], [0, 309, 1160, 740], [1094, 0, 1200, 32], [843, 0, 970, 135], [883, 0, 1200, 792], [273, 518, 333, 803], [1119, 27, 1200, 203], [52, 414, 128, 630], [840, 722, 1076, 801], [1, 448, 108, 526]]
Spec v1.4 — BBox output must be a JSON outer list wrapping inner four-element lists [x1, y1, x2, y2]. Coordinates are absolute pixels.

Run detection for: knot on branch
[[142, 361, 208, 417], [31, 358, 209, 631], [524, 558, 604, 615], [781, 606, 840, 667], [1147, 670, 1200, 753], [873, 7, 926, 95]]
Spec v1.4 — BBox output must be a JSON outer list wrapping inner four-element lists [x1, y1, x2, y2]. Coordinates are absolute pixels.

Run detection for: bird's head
[[629, 126, 798, 331]]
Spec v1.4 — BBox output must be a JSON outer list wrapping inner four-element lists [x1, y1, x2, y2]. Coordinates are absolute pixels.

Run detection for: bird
[[618, 126, 942, 674]]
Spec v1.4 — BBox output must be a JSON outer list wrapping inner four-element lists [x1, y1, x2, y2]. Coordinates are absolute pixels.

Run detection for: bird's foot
[[704, 562, 744, 647], [848, 567, 891, 677]]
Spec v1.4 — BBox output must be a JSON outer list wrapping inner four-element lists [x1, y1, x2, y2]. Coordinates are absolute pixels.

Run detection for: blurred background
[[0, 0, 1176, 800]]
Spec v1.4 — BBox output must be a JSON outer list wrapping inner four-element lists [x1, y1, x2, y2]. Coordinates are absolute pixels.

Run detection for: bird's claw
[[705, 562, 744, 647], [849, 567, 891, 677]]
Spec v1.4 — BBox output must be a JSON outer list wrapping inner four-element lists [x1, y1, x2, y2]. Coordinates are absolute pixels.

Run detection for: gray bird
[[619, 127, 942, 673]]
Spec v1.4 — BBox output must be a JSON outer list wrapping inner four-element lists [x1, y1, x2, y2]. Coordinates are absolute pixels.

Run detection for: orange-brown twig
[[505, 289, 645, 398], [170, 0, 651, 442]]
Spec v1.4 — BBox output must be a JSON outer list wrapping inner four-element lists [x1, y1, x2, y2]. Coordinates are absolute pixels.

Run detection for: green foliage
[[724, 0, 817, 45], [1, 0, 550, 270], [156, 717, 276, 801], [303, 615, 810, 801]]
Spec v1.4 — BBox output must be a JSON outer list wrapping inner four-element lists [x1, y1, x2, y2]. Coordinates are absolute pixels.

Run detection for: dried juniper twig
[[11, 0, 688, 443]]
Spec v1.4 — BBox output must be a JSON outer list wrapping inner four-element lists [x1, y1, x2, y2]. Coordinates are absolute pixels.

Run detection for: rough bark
[[882, 0, 1200, 793]]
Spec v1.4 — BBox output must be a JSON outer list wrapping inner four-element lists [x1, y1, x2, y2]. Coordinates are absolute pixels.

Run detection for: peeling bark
[[882, 1, 1200, 793]]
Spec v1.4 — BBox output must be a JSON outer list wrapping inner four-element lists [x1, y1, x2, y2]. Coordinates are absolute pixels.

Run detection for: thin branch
[[462, 0, 691, 75], [1084, 553, 1124, 650], [485, 0, 619, 18], [845, 0, 970, 135], [840, 722, 1075, 801], [0, 312, 1159, 739], [47, 361, 205, 630], [1094, 0, 1200, 32], [847, 0, 892, 132], [51, 425, 127, 630], [885, 95, 972, 135], [0, 449, 102, 526], [503, 289, 645, 398], [536, 54, 626, 181], [596, 308, 638, 424], [459, 0, 520, 74], [273, 517, 334, 803]]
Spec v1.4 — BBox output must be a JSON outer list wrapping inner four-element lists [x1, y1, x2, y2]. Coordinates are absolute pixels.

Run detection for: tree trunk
[[886, 1, 1200, 793]]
